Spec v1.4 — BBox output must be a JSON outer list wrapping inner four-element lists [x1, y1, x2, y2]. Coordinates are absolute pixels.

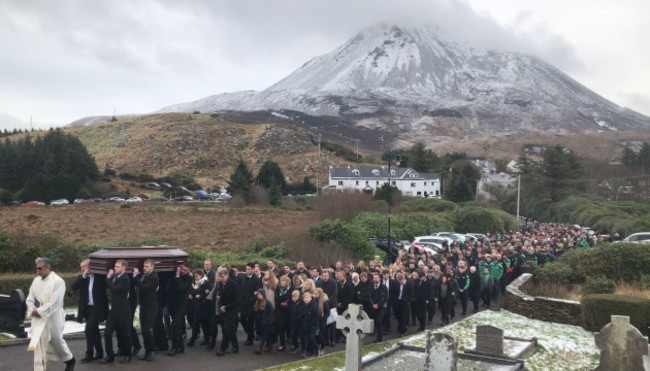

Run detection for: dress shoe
[[243, 340, 254, 346], [99, 356, 114, 364], [277, 345, 285, 352], [132, 345, 142, 357], [119, 355, 131, 363], [94, 353, 104, 360], [145, 351, 156, 361], [80, 355, 94, 363], [199, 340, 209, 346], [186, 340, 195, 347], [215, 350, 225, 357], [226, 347, 239, 354], [64, 357, 76, 371], [167, 348, 177, 356]]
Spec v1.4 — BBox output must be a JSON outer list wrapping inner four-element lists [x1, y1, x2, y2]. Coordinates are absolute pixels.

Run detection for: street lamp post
[[387, 152, 400, 263]]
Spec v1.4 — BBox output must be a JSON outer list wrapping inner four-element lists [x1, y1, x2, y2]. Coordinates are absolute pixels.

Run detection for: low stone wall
[[505, 273, 582, 326]]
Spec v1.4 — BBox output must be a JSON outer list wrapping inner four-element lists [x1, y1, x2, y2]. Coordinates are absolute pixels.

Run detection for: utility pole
[[516, 174, 521, 219], [354, 139, 360, 159], [318, 134, 322, 158]]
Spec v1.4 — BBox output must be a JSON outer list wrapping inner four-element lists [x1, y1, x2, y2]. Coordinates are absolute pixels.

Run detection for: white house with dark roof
[[327, 166, 440, 197]]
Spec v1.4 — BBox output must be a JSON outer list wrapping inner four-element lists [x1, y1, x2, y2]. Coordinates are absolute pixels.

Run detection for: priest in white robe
[[26, 257, 76, 371]]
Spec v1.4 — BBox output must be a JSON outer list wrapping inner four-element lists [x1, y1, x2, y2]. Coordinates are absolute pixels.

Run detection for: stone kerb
[[505, 273, 582, 326]]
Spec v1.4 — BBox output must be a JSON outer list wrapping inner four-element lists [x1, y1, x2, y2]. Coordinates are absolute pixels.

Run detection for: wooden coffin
[[88, 245, 188, 274]]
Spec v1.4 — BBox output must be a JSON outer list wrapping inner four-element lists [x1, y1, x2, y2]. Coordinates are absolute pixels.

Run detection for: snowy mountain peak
[[156, 24, 650, 140]]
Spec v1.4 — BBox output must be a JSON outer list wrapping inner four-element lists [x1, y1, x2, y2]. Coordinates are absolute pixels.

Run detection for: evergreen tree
[[445, 160, 481, 202], [621, 147, 638, 168], [374, 183, 401, 205], [255, 160, 286, 191], [226, 158, 254, 202], [267, 175, 283, 206]]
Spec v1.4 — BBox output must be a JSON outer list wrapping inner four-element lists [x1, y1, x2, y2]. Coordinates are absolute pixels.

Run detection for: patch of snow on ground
[[271, 111, 291, 120], [400, 309, 599, 371], [595, 118, 618, 131]]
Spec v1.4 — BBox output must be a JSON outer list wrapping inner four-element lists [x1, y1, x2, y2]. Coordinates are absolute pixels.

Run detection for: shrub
[[581, 277, 616, 295], [399, 198, 458, 213], [309, 219, 376, 260], [582, 294, 650, 335], [533, 262, 576, 286], [0, 273, 79, 308], [447, 206, 519, 233]]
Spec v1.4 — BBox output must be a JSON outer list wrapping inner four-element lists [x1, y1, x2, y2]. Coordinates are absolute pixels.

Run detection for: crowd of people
[[25, 220, 601, 370]]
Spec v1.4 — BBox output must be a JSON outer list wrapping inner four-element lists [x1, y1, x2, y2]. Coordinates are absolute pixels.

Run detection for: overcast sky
[[1, 0, 649, 130]]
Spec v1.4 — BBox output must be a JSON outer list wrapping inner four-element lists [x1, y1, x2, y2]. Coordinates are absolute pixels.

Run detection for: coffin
[[88, 245, 188, 274]]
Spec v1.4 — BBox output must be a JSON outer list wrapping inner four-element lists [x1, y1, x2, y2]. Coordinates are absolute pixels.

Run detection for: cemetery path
[[0, 297, 505, 370]]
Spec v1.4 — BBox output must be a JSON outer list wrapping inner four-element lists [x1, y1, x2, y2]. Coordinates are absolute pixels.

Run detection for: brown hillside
[[66, 113, 351, 190]]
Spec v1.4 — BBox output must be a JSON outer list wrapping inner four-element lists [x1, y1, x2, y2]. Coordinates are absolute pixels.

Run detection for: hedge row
[[534, 243, 650, 285], [0, 273, 79, 309], [582, 294, 650, 335]]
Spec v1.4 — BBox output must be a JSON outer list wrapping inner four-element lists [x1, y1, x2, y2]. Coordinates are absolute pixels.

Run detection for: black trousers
[[414, 299, 427, 331], [382, 303, 392, 331], [210, 314, 223, 347], [104, 310, 132, 357], [153, 305, 168, 351], [170, 304, 187, 350], [83, 305, 103, 357], [395, 300, 409, 335], [140, 305, 158, 353], [427, 298, 436, 321], [371, 306, 386, 341], [240, 312, 255, 342], [221, 313, 239, 351]]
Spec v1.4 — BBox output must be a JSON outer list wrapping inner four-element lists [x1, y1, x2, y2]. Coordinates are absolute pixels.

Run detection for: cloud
[[0, 0, 634, 126]]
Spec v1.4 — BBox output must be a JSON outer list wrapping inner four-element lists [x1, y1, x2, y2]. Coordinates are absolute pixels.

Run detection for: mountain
[[0, 112, 28, 131], [67, 114, 137, 127], [157, 25, 650, 146]]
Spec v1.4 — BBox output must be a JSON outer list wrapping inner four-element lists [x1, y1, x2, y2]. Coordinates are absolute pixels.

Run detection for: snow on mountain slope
[[157, 25, 650, 137]]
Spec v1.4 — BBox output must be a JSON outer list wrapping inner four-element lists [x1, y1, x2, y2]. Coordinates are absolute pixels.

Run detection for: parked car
[[174, 195, 193, 201], [465, 233, 487, 241], [406, 242, 442, 257], [49, 199, 69, 206], [93, 198, 104, 203], [160, 182, 173, 189], [73, 198, 85, 204], [21, 201, 43, 207], [413, 235, 452, 246], [216, 193, 232, 201], [150, 195, 169, 202], [431, 232, 466, 244], [618, 232, 650, 244], [125, 197, 143, 203], [105, 197, 125, 203], [146, 182, 162, 189], [194, 190, 213, 200]]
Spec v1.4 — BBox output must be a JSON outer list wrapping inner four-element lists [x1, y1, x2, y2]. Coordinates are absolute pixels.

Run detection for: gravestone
[[336, 304, 374, 371], [0, 289, 27, 338], [424, 331, 458, 371], [475, 325, 504, 356], [594, 315, 649, 371]]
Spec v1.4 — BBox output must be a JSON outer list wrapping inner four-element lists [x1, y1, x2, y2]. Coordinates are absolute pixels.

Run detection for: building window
[[352, 169, 359, 176], [376, 181, 379, 185], [411, 182, 416, 187], [417, 191, 422, 196], [391, 181, 396, 186], [366, 181, 369, 185], [338, 181, 343, 186], [390, 170, 396, 176], [355, 181, 359, 186], [424, 182, 427, 186]]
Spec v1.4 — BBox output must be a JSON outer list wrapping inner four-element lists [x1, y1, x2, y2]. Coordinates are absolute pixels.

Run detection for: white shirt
[[88, 273, 95, 306]]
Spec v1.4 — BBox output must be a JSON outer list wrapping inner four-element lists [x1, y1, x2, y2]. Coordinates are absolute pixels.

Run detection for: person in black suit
[[167, 262, 193, 356], [413, 270, 430, 332], [132, 259, 159, 361], [102, 259, 132, 364], [369, 272, 388, 342], [204, 259, 216, 286], [381, 268, 397, 334], [394, 273, 414, 336], [72, 259, 108, 363], [215, 267, 241, 356], [240, 262, 262, 346], [319, 270, 337, 346], [335, 270, 354, 343]]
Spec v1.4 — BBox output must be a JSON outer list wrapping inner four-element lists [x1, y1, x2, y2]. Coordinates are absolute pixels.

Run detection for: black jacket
[[385, 278, 399, 304], [370, 283, 388, 308], [413, 278, 431, 301], [134, 271, 159, 310], [218, 277, 241, 318], [72, 273, 108, 322], [106, 273, 131, 314], [396, 281, 414, 303], [240, 274, 262, 314], [320, 278, 338, 307], [336, 281, 355, 313], [167, 273, 193, 313]]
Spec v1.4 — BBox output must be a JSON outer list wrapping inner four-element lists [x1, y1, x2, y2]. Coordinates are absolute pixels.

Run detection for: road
[[1, 298, 503, 371]]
